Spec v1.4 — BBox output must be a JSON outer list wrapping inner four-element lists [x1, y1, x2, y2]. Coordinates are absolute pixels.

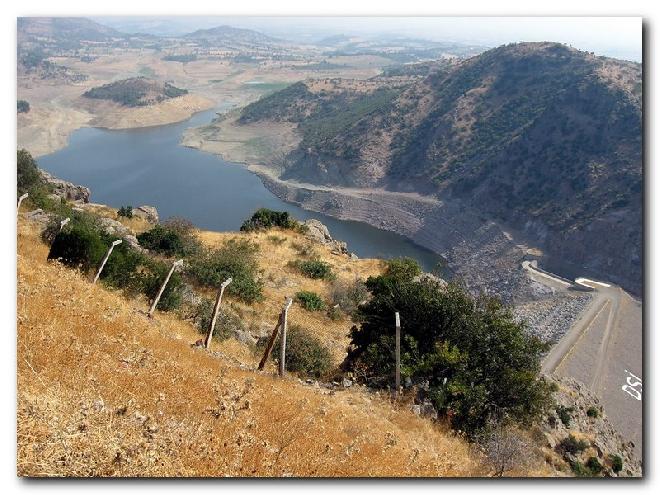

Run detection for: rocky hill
[[184, 25, 281, 48], [239, 43, 643, 294], [83, 78, 189, 108]]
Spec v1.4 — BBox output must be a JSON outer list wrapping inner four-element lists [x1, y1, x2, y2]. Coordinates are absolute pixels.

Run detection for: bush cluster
[[344, 257, 553, 437], [586, 406, 600, 418], [295, 291, 326, 311], [17, 149, 76, 217], [137, 218, 200, 257], [556, 405, 574, 427], [187, 298, 244, 341], [609, 454, 623, 473], [186, 239, 263, 303], [269, 325, 332, 378], [47, 215, 182, 312], [240, 208, 299, 232], [292, 259, 334, 280], [571, 456, 604, 477], [558, 434, 589, 455]]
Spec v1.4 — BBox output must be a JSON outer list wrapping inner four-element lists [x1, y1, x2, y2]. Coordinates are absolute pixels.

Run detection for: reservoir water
[[38, 109, 442, 271]]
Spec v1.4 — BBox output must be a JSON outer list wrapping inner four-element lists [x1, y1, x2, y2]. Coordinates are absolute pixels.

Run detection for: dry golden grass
[[197, 227, 384, 361], [79, 203, 155, 234], [17, 218, 486, 477]]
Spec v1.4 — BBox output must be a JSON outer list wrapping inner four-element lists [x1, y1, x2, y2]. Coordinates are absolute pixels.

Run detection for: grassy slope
[[17, 215, 495, 477]]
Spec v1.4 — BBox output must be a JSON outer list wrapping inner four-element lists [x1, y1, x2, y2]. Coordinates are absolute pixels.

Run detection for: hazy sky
[[97, 16, 642, 62]]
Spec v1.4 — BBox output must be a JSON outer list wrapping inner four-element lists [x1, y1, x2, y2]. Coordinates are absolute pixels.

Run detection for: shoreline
[[180, 133, 534, 300], [19, 94, 216, 158]]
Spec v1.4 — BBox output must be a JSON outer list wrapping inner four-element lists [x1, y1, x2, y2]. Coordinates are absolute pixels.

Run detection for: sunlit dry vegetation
[[17, 217, 488, 477]]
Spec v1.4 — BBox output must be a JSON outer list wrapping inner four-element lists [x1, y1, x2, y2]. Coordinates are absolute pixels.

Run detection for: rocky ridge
[[539, 377, 642, 477]]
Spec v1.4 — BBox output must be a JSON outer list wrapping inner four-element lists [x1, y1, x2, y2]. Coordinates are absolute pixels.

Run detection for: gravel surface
[[514, 292, 593, 343]]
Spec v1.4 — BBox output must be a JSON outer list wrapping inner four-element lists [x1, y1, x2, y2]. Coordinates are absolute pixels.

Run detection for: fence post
[[258, 313, 283, 371], [204, 277, 233, 349], [17, 193, 28, 212], [148, 259, 183, 317], [279, 297, 293, 377], [60, 217, 70, 230], [92, 239, 122, 284], [395, 311, 401, 399]]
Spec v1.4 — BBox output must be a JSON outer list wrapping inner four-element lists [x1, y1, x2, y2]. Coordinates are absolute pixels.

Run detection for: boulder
[[40, 170, 90, 203], [25, 208, 52, 227], [97, 217, 144, 252], [420, 400, 438, 419], [133, 205, 159, 224]]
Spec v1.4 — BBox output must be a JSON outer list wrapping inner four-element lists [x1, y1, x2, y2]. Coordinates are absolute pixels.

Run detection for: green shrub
[[18, 100, 30, 113], [138, 224, 184, 256], [47, 222, 107, 272], [556, 405, 575, 426], [272, 325, 332, 378], [384, 257, 422, 282], [293, 259, 334, 280], [117, 205, 133, 219], [47, 214, 181, 310], [586, 406, 600, 418], [586, 457, 603, 475], [240, 208, 297, 232], [137, 218, 200, 257], [609, 454, 623, 473], [99, 241, 151, 296], [142, 260, 183, 311], [188, 298, 243, 341], [187, 239, 263, 303], [295, 291, 326, 311], [558, 434, 589, 455], [345, 269, 553, 437], [570, 460, 590, 477]]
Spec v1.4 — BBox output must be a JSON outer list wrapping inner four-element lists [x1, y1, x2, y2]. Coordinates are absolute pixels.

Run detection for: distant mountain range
[[18, 17, 124, 46]]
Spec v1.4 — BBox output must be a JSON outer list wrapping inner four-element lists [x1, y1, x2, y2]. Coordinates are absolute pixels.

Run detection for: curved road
[[524, 262, 643, 458]]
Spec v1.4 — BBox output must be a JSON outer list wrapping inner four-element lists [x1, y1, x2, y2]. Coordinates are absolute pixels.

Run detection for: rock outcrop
[[303, 219, 350, 256], [40, 170, 90, 203], [133, 205, 159, 224], [97, 217, 143, 252]]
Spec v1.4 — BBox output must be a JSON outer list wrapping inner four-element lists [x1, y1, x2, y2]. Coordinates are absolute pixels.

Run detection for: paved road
[[525, 263, 643, 458]]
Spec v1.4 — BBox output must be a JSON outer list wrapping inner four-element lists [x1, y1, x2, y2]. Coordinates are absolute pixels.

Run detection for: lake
[[38, 108, 442, 271]]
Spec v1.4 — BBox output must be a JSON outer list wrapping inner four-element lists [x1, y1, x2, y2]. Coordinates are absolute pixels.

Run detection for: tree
[[345, 258, 553, 436], [17, 149, 44, 195]]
